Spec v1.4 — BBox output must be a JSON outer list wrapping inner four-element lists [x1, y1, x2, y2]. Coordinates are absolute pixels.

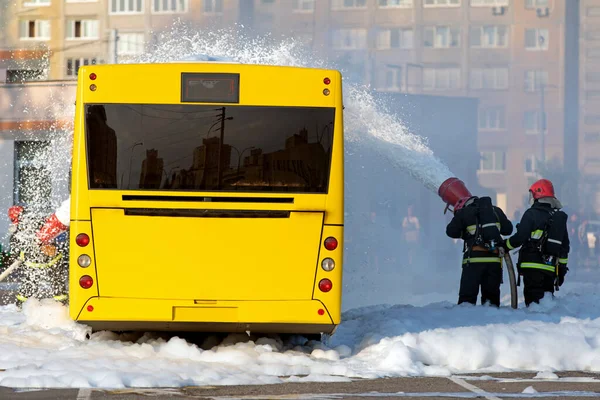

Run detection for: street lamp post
[[231, 146, 255, 176]]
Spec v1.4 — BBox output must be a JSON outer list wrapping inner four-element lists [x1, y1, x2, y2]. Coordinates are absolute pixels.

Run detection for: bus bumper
[[73, 297, 338, 335]]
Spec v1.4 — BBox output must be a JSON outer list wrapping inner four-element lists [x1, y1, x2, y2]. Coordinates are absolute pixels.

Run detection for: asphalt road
[[2, 372, 600, 399]]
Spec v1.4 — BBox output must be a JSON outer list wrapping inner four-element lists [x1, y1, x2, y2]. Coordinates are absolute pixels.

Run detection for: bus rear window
[[85, 104, 335, 193]]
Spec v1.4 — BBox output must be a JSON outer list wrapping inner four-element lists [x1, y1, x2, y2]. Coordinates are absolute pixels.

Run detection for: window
[[376, 28, 413, 49], [524, 154, 537, 175], [587, 72, 600, 83], [23, 0, 50, 5], [525, 0, 548, 7], [525, 28, 549, 50], [110, 0, 143, 13], [524, 70, 548, 92], [331, 29, 367, 49], [479, 151, 506, 172], [66, 20, 99, 39], [118, 33, 145, 55], [471, 0, 508, 5], [424, 0, 460, 6], [470, 67, 508, 90], [584, 132, 600, 143], [19, 20, 51, 40], [588, 48, 600, 58], [66, 57, 97, 77], [6, 69, 47, 83], [331, 0, 367, 9], [470, 25, 508, 48], [292, 0, 314, 12], [379, 66, 402, 91], [588, 7, 600, 16], [479, 106, 506, 130], [585, 115, 600, 125], [14, 141, 52, 209], [586, 31, 600, 41], [423, 26, 460, 48], [524, 110, 546, 133], [204, 0, 223, 13], [423, 67, 461, 90], [378, 0, 412, 7], [153, 0, 187, 12], [586, 91, 600, 101]]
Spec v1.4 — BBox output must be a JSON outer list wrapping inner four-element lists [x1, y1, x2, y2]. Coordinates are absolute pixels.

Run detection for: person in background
[[446, 196, 512, 307], [505, 179, 570, 306]]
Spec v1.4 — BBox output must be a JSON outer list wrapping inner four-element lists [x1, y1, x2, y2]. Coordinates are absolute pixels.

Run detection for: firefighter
[[446, 196, 513, 307], [7, 205, 69, 306], [505, 179, 569, 306]]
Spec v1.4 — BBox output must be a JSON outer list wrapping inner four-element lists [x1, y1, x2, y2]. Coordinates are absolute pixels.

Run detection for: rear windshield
[[85, 104, 335, 193]]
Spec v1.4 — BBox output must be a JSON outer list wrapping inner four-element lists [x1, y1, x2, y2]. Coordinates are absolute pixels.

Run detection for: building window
[[423, 67, 460, 90], [526, 0, 548, 7], [524, 110, 546, 133], [378, 66, 403, 91], [6, 69, 47, 83], [292, 0, 314, 12], [588, 7, 600, 16], [585, 115, 600, 125], [524, 69, 548, 92], [118, 33, 145, 55], [586, 72, 600, 83], [423, 26, 460, 48], [19, 20, 51, 40], [525, 28, 549, 50], [423, 0, 460, 6], [66, 20, 99, 40], [470, 67, 509, 90], [331, 29, 367, 49], [470, 0, 508, 5], [153, 0, 187, 12], [110, 0, 143, 13], [23, 0, 50, 6], [584, 132, 600, 143], [331, 0, 367, 9], [479, 151, 506, 172], [524, 154, 538, 175], [203, 0, 223, 13], [14, 141, 52, 209], [470, 25, 508, 48], [479, 106, 506, 130], [588, 48, 600, 58], [376, 28, 413, 49], [586, 91, 600, 101], [66, 57, 97, 77], [378, 0, 412, 7]]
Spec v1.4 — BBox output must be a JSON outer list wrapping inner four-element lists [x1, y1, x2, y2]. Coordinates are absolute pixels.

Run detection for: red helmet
[[454, 197, 472, 212], [529, 179, 555, 200], [8, 205, 23, 224]]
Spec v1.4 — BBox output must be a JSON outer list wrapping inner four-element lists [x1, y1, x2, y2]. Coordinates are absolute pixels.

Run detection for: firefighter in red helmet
[[446, 196, 513, 307], [505, 179, 570, 306]]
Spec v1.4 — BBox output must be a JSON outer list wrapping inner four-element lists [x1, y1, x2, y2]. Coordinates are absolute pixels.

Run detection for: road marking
[[76, 388, 92, 400], [448, 376, 502, 400]]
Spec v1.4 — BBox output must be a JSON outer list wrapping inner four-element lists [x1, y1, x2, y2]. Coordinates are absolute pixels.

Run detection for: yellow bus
[[68, 62, 344, 337]]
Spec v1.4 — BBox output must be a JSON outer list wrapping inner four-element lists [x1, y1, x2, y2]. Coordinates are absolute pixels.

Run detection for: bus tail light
[[323, 88, 330, 96], [319, 278, 332, 292], [324, 237, 338, 251], [76, 233, 90, 247], [90, 84, 97, 91], [324, 77, 331, 85], [78, 254, 91, 267], [89, 73, 97, 80], [79, 275, 93, 289], [321, 258, 335, 271]]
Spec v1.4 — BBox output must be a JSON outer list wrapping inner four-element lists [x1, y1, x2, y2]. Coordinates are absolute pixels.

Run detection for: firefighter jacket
[[446, 200, 513, 264], [506, 200, 570, 273]]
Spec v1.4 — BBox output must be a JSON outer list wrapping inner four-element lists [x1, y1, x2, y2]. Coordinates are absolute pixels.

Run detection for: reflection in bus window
[[86, 104, 335, 193]]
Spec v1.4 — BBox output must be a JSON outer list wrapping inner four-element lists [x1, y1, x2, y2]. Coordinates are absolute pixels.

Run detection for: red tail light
[[79, 275, 93, 289], [324, 237, 338, 251], [76, 233, 90, 247], [324, 77, 331, 85], [89, 73, 97, 80], [319, 278, 332, 292]]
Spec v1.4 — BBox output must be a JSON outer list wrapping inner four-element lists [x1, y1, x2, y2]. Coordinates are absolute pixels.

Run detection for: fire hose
[[0, 259, 23, 283], [438, 177, 518, 309]]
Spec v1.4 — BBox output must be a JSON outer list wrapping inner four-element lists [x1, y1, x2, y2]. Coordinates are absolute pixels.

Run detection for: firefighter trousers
[[521, 269, 555, 306], [459, 254, 503, 307]]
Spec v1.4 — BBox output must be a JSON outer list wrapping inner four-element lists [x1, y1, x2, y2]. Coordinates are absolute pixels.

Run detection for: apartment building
[[0, 0, 590, 216]]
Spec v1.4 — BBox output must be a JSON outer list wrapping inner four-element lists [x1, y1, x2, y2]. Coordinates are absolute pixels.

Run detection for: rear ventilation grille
[[124, 208, 290, 219], [122, 195, 294, 204]]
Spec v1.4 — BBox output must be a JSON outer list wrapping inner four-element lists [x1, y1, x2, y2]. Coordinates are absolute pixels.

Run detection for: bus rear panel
[[69, 63, 344, 334]]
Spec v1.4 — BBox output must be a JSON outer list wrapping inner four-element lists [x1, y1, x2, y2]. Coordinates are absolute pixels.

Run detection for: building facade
[[0, 0, 594, 217]]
